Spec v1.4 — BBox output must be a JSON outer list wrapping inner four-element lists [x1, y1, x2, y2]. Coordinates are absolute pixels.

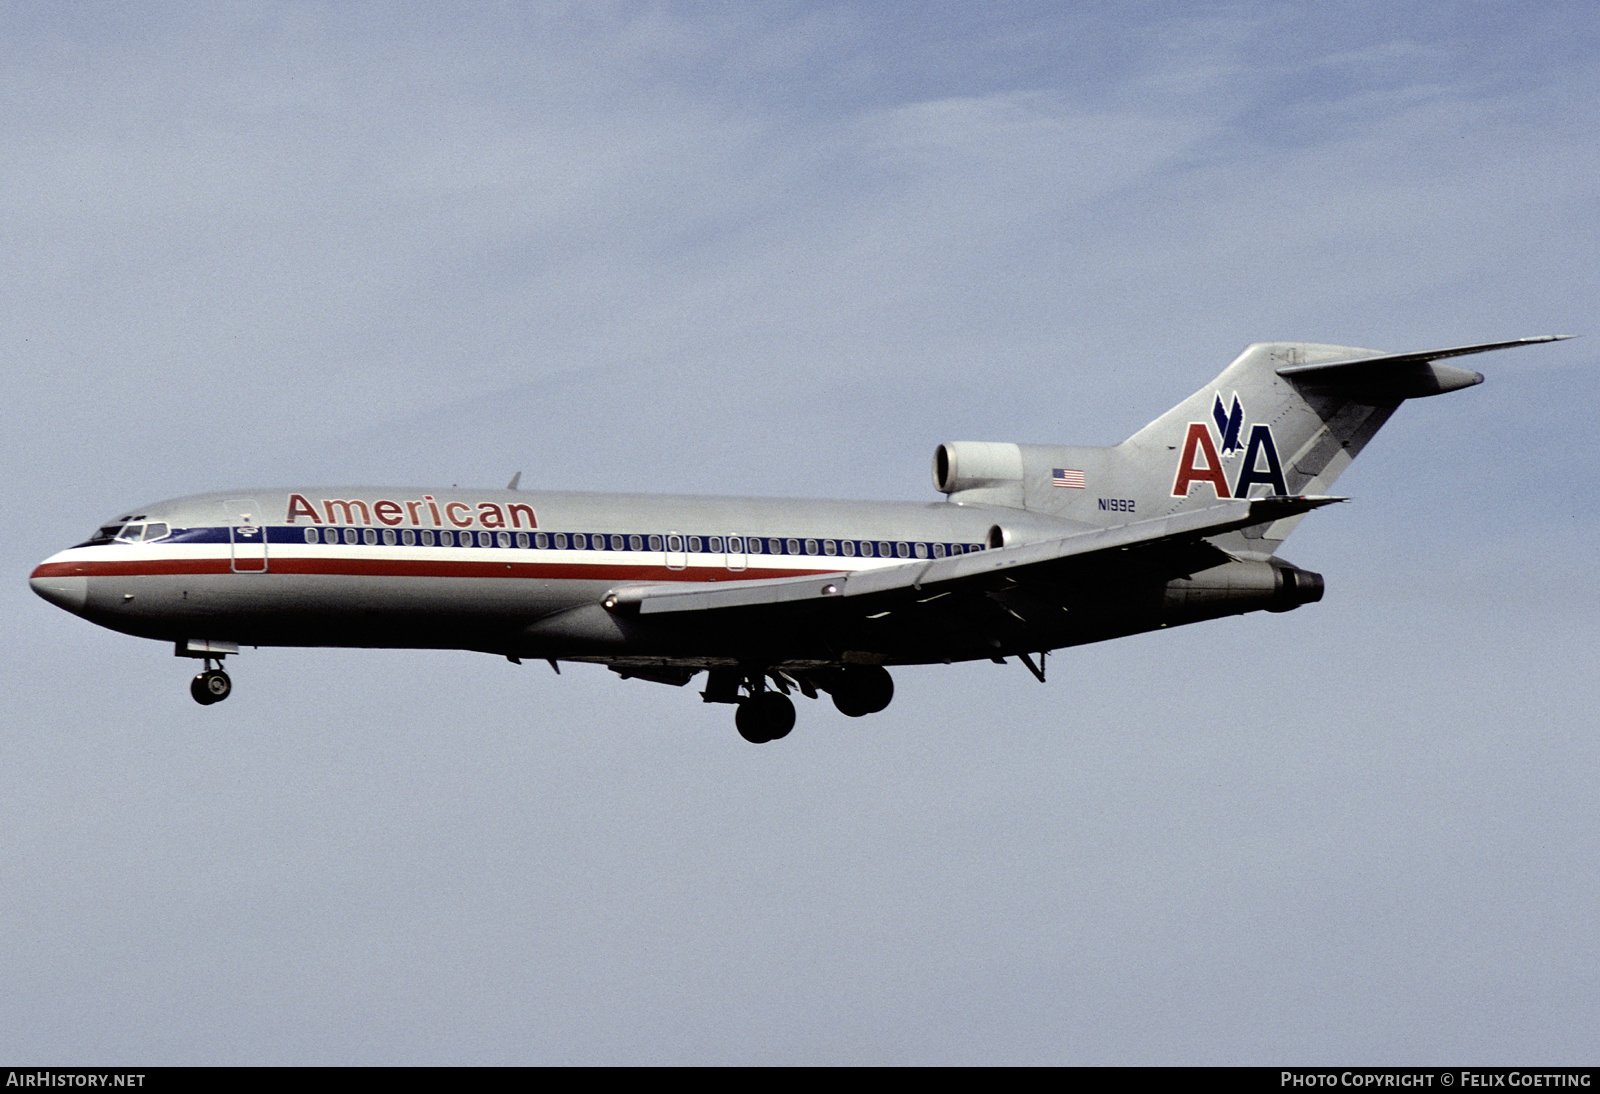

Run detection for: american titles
[[285, 493, 537, 530]]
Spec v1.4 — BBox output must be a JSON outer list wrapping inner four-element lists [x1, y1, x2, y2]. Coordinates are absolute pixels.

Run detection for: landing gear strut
[[189, 659, 232, 706]]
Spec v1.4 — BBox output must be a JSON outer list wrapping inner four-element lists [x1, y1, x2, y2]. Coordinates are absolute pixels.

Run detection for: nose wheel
[[189, 661, 232, 705]]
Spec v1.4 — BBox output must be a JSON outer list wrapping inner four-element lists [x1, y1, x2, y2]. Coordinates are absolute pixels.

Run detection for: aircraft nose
[[29, 567, 88, 614]]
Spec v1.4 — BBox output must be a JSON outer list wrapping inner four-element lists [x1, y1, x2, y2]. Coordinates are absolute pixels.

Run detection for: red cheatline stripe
[[31, 557, 848, 582]]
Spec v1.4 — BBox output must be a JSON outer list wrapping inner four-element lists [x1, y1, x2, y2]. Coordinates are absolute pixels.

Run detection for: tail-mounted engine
[[933, 442, 1024, 506], [1162, 558, 1325, 620]]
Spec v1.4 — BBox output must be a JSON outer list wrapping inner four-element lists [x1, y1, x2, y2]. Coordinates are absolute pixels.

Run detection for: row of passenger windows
[[300, 525, 983, 560]]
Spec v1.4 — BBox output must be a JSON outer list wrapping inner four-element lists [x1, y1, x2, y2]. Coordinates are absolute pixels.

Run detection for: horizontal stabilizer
[[1276, 336, 1569, 398]]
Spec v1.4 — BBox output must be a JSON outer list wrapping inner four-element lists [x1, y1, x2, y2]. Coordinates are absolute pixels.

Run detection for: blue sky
[[4, 2, 1597, 1064]]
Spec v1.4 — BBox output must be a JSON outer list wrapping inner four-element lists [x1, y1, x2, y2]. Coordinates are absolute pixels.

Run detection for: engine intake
[[933, 442, 1023, 495]]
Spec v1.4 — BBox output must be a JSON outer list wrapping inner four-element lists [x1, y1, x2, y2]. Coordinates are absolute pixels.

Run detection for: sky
[[4, 1, 1597, 1065]]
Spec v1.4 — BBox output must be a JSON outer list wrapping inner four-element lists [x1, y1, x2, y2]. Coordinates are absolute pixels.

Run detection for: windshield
[[84, 520, 169, 545]]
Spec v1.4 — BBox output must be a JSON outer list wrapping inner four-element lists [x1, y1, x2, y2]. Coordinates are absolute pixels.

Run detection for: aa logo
[[1171, 394, 1288, 498]]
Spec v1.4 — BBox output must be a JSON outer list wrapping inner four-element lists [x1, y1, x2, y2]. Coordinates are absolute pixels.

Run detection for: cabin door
[[227, 498, 269, 573]]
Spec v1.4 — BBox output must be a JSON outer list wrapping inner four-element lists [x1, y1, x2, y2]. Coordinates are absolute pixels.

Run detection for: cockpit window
[[86, 520, 170, 545]]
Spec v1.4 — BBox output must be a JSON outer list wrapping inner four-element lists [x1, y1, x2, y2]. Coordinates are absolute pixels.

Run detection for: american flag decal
[[1052, 468, 1086, 489]]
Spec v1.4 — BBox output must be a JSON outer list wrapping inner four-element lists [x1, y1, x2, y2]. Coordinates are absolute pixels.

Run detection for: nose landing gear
[[189, 659, 232, 705]]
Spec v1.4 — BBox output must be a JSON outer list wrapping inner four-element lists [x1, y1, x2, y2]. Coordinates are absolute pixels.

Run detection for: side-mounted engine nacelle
[[933, 442, 1024, 505], [1162, 558, 1325, 621]]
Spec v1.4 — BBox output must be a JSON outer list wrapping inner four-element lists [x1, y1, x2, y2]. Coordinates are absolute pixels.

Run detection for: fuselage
[[30, 486, 1083, 668]]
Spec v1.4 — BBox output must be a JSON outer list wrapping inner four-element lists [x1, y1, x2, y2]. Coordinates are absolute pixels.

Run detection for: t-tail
[[934, 336, 1567, 551]]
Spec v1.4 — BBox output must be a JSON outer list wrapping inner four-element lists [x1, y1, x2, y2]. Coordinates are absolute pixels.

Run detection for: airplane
[[29, 335, 1565, 743]]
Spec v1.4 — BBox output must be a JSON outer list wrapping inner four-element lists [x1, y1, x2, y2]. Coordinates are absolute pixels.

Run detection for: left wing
[[604, 494, 1342, 617]]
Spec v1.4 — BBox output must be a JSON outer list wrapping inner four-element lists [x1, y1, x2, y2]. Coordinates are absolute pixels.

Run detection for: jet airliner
[[29, 336, 1563, 742]]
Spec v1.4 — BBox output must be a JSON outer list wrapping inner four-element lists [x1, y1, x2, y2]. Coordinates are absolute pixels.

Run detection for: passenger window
[[402, 529, 416, 546], [915, 543, 927, 558], [304, 528, 319, 544], [383, 529, 397, 546], [343, 528, 359, 545], [516, 532, 529, 548], [648, 535, 662, 551], [535, 532, 548, 549], [422, 529, 435, 546], [497, 531, 510, 547]]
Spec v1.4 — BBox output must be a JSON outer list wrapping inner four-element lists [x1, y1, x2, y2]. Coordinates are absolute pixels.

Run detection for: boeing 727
[[29, 336, 1564, 742]]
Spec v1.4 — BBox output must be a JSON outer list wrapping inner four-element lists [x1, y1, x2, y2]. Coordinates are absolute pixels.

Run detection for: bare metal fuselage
[[32, 486, 1123, 670]]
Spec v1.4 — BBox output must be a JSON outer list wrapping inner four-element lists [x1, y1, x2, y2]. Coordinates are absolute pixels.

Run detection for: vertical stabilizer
[[1012, 337, 1563, 549]]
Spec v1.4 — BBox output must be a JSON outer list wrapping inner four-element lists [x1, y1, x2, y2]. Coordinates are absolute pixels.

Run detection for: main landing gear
[[189, 659, 232, 705], [735, 689, 795, 744], [703, 665, 895, 744], [822, 665, 894, 719]]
